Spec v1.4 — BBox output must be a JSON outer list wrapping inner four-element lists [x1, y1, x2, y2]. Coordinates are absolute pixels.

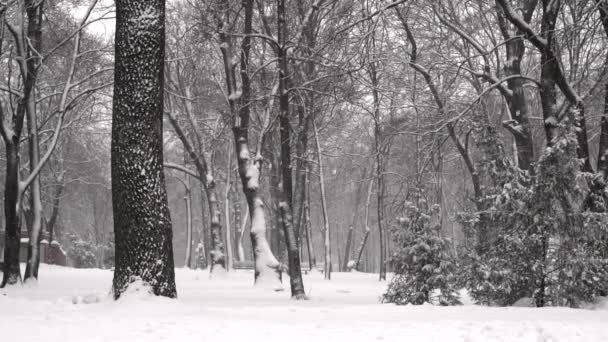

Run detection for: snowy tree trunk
[[277, 0, 306, 298], [278, 202, 307, 299], [24, 95, 43, 282], [164, 108, 226, 273], [233, 128, 282, 288], [207, 178, 226, 272], [218, 0, 281, 287], [112, 0, 176, 299], [22, 0, 44, 282]]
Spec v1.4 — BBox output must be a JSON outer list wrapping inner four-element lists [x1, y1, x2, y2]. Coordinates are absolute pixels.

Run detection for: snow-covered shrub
[[383, 202, 460, 306], [460, 119, 608, 307]]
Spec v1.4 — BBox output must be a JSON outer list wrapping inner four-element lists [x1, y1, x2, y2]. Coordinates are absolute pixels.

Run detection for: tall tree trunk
[[369, 62, 386, 281], [584, 1, 608, 212], [23, 0, 44, 283], [184, 188, 193, 268], [304, 178, 316, 269], [1, 142, 22, 287], [224, 146, 234, 271], [24, 93, 43, 282], [219, 0, 282, 287], [277, 0, 306, 299], [112, 0, 176, 299], [313, 117, 331, 280]]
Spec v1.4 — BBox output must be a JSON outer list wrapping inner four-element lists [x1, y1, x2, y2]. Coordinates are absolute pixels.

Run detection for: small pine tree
[[383, 202, 460, 306]]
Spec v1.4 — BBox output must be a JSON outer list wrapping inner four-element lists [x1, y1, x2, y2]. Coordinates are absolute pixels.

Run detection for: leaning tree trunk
[[111, 0, 176, 299]]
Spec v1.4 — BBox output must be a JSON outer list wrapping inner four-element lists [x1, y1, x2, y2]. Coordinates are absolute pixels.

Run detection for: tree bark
[[1, 142, 22, 287], [218, 0, 282, 287], [22, 0, 44, 282], [112, 0, 176, 299], [277, 0, 306, 299]]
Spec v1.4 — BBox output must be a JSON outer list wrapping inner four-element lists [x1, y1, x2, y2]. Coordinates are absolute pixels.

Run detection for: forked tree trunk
[[112, 0, 176, 299], [219, 0, 282, 288]]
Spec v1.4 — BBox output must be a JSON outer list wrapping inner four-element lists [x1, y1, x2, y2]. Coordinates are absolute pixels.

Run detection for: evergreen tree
[[383, 201, 460, 306]]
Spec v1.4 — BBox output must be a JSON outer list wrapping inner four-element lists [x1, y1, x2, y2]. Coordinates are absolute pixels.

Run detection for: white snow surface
[[1, 264, 607, 342]]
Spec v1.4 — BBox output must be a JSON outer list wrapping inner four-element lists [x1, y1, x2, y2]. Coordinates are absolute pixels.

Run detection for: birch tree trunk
[[112, 0, 176, 299]]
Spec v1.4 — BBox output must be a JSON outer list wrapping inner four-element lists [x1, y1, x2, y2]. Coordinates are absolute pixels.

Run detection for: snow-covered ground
[[1, 265, 607, 342]]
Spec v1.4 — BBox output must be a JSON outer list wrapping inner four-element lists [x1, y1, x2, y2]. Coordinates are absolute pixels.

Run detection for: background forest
[[1, 0, 608, 307]]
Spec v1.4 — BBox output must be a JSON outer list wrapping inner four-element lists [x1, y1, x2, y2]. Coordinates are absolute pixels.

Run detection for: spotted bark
[[112, 0, 176, 299]]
